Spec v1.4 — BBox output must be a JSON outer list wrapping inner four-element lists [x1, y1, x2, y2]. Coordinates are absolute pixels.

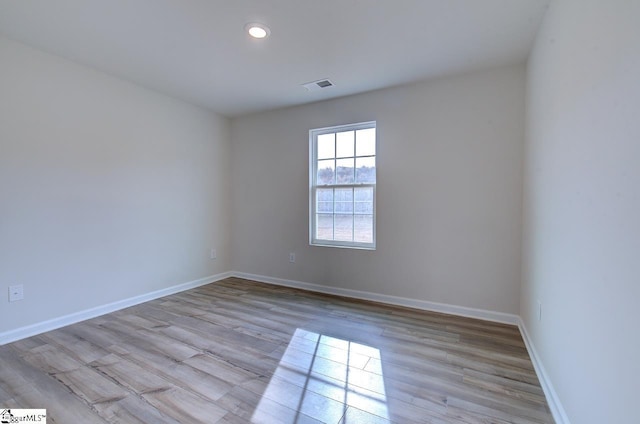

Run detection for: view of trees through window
[[312, 124, 376, 247]]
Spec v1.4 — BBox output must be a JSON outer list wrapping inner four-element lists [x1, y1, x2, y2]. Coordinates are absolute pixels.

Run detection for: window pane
[[317, 188, 334, 201], [335, 187, 353, 201], [334, 188, 353, 214], [318, 202, 334, 213], [335, 203, 353, 213], [336, 158, 354, 184], [355, 201, 374, 214], [355, 157, 376, 183], [336, 131, 354, 158], [334, 214, 353, 242], [355, 187, 373, 215], [317, 133, 335, 160], [354, 215, 373, 243], [356, 128, 375, 156], [316, 214, 333, 240], [354, 186, 373, 201], [317, 159, 335, 185], [316, 188, 333, 213]]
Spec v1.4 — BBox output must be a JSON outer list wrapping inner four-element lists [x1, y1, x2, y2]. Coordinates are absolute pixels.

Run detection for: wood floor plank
[[0, 348, 110, 423], [142, 387, 228, 423], [92, 395, 182, 424], [216, 386, 324, 424], [91, 354, 172, 394], [0, 277, 554, 423]]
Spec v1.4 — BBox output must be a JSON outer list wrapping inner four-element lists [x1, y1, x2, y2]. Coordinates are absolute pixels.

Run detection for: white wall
[[522, 0, 640, 422], [231, 65, 525, 314], [0, 36, 231, 334]]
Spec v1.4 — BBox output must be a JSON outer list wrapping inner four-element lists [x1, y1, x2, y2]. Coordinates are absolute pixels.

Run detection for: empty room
[[0, 1, 637, 423]]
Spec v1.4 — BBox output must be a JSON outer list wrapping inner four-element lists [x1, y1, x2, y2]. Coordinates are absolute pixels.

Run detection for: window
[[310, 121, 376, 249]]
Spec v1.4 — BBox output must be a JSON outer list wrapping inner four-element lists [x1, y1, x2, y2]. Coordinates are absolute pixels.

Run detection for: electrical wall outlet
[[9, 284, 24, 302], [289, 252, 296, 263], [210, 248, 217, 259]]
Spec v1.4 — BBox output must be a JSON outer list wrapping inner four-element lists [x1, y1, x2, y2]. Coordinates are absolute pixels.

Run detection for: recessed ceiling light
[[245, 23, 270, 39]]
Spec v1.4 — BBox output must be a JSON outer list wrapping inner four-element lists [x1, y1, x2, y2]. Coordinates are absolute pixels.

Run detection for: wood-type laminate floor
[[0, 277, 554, 423]]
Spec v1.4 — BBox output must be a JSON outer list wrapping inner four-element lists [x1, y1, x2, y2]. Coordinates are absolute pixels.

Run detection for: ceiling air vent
[[302, 79, 334, 91]]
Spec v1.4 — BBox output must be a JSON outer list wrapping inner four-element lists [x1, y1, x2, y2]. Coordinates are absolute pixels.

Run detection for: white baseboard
[[0, 271, 233, 345], [518, 318, 571, 424], [231, 271, 520, 326]]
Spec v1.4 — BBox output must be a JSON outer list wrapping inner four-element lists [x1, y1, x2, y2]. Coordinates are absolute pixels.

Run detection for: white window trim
[[309, 121, 377, 250]]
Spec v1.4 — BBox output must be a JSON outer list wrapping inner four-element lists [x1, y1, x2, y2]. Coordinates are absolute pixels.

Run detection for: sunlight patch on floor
[[251, 328, 390, 423]]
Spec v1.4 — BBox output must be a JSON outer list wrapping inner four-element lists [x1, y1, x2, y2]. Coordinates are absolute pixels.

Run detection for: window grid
[[310, 121, 376, 249]]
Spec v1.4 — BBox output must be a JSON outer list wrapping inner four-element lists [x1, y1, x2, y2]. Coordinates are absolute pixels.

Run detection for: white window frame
[[309, 121, 376, 250]]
